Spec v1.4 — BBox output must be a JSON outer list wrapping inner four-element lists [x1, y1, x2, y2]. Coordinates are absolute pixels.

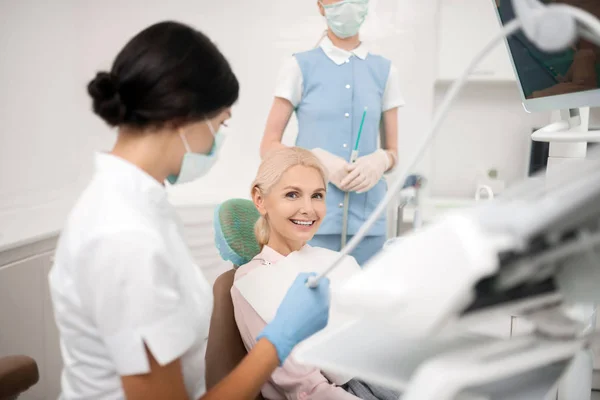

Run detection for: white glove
[[311, 148, 349, 190], [340, 149, 390, 193]]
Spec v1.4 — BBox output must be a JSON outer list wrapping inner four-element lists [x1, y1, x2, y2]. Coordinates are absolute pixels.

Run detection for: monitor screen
[[494, 0, 600, 112]]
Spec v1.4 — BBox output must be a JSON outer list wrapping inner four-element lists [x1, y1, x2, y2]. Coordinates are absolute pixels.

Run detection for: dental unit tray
[[294, 148, 600, 399], [294, 321, 579, 400], [332, 148, 600, 332]]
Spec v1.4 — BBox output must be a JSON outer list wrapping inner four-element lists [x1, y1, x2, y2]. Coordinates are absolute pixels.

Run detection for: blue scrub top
[[294, 46, 392, 237]]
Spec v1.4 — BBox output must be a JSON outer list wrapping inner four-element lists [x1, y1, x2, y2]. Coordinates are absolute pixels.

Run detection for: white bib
[[234, 246, 360, 385], [234, 246, 360, 324]]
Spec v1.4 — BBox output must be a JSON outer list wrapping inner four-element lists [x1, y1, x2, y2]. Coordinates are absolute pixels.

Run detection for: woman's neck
[[111, 129, 174, 184], [266, 234, 306, 257], [327, 30, 361, 52]]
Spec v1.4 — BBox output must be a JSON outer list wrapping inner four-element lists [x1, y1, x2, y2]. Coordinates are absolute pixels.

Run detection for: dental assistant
[[260, 0, 405, 265], [48, 21, 330, 400]]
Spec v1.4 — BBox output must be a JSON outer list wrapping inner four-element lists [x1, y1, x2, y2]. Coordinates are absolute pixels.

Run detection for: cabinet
[[437, 0, 516, 82], [0, 241, 61, 400]]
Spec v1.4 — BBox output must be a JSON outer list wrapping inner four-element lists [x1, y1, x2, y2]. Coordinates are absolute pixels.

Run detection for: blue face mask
[[166, 120, 225, 185], [321, 0, 369, 39]]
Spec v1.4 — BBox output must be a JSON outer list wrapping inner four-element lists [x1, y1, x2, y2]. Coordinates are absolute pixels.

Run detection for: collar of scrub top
[[94, 152, 172, 213], [319, 36, 369, 66]]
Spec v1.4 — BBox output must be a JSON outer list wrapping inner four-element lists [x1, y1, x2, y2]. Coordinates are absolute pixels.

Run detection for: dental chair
[[206, 199, 264, 400], [0, 355, 39, 400]]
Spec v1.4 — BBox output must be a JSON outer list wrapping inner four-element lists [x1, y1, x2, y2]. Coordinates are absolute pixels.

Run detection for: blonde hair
[[251, 147, 328, 248]]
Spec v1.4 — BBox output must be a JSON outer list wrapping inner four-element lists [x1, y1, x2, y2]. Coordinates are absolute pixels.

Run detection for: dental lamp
[[297, 1, 600, 399]]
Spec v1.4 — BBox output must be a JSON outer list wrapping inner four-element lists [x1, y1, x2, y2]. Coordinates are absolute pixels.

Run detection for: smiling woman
[[232, 146, 400, 399], [250, 147, 328, 255]]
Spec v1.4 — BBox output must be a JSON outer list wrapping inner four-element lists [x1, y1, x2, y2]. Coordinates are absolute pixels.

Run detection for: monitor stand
[[532, 106, 596, 400], [531, 107, 597, 176]]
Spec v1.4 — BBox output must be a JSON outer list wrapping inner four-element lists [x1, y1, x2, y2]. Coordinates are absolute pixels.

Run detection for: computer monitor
[[494, 0, 600, 113]]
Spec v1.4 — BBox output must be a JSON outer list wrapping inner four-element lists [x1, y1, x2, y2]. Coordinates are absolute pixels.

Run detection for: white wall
[[0, 0, 442, 211], [0, 0, 331, 246], [0, 1, 110, 247], [379, 0, 439, 180], [1, 0, 564, 244], [430, 82, 552, 198], [0, 1, 113, 217]]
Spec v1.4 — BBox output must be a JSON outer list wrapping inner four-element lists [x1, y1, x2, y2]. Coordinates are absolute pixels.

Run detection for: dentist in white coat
[[48, 21, 330, 400]]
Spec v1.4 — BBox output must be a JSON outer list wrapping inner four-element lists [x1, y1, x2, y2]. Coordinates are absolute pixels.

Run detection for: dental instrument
[[340, 107, 367, 248]]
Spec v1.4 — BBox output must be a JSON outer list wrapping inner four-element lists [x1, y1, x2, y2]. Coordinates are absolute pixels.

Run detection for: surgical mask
[[166, 120, 225, 185], [320, 0, 369, 39]]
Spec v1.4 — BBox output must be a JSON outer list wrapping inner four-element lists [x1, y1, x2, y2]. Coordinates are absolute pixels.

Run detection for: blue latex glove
[[257, 272, 331, 364]]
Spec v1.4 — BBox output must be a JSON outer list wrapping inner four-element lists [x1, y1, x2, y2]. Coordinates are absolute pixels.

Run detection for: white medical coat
[[49, 153, 212, 400]]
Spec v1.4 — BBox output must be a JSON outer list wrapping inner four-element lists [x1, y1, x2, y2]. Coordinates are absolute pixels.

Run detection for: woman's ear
[[252, 187, 267, 216], [318, 1, 325, 16]]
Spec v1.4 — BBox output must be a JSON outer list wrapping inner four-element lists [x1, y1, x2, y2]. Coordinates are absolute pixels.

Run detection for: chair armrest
[[205, 269, 265, 400], [0, 355, 39, 398]]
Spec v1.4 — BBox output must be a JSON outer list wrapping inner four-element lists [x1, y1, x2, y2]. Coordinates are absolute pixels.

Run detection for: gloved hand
[[257, 272, 331, 364], [311, 148, 349, 190], [340, 149, 390, 193]]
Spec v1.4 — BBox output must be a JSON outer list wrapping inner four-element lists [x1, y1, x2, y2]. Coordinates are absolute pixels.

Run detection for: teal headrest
[[213, 199, 262, 267]]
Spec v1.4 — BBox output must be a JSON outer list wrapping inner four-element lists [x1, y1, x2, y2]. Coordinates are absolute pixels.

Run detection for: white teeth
[[292, 220, 314, 226]]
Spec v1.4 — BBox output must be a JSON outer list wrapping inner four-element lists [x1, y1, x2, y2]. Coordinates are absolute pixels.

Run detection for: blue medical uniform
[[291, 43, 394, 266]]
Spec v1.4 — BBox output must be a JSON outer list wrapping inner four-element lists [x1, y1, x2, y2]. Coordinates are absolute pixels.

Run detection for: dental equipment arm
[[305, 16, 520, 289], [297, 2, 600, 398], [307, 0, 600, 288], [293, 146, 600, 400], [337, 151, 600, 329]]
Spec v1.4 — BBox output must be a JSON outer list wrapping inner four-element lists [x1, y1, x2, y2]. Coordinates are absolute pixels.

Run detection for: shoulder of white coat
[[365, 53, 395, 83], [66, 182, 158, 249], [274, 55, 300, 83], [281, 54, 301, 68], [78, 227, 164, 261]]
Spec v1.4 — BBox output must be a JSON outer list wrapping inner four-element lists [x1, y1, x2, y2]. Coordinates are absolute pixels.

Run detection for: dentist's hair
[[251, 147, 328, 247], [87, 21, 239, 129]]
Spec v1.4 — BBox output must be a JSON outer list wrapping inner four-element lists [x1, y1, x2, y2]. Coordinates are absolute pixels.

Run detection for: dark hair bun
[[87, 72, 126, 127], [87, 22, 239, 129]]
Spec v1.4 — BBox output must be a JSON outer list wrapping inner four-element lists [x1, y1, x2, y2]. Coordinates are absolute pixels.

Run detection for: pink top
[[231, 245, 359, 400]]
